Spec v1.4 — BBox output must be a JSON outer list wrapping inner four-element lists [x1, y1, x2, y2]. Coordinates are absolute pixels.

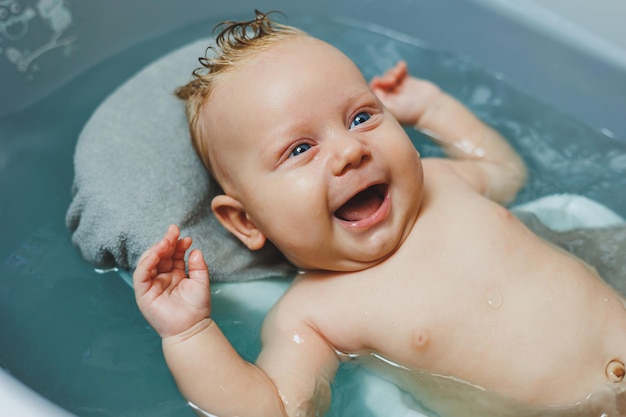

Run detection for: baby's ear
[[211, 195, 266, 251]]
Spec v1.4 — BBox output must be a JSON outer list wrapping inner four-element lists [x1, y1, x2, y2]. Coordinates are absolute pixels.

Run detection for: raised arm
[[133, 225, 339, 417], [370, 61, 526, 204]]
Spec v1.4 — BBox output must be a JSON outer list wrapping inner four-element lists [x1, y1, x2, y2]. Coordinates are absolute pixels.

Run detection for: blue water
[[1, 15, 626, 417]]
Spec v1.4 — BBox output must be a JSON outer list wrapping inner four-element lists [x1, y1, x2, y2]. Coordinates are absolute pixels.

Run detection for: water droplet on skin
[[486, 289, 503, 309]]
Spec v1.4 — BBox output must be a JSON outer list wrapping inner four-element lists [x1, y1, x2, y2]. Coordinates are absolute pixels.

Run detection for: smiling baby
[[133, 11, 626, 417]]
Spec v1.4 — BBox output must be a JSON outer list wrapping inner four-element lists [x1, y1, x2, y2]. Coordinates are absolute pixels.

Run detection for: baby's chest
[[303, 264, 547, 368], [307, 281, 470, 361]]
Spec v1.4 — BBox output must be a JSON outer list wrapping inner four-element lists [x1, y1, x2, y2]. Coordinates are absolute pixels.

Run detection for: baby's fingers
[[136, 225, 180, 264], [133, 225, 180, 293], [174, 235, 193, 259], [160, 224, 182, 256], [188, 249, 210, 286], [133, 250, 162, 297], [370, 61, 408, 91]]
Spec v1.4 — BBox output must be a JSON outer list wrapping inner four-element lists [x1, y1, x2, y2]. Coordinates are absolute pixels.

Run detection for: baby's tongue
[[335, 188, 382, 222]]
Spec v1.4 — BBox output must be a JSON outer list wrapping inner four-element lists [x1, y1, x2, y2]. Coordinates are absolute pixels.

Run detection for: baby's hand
[[369, 61, 441, 126], [133, 225, 211, 338]]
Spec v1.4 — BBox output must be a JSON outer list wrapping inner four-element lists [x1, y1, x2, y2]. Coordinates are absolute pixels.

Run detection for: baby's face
[[203, 36, 424, 271]]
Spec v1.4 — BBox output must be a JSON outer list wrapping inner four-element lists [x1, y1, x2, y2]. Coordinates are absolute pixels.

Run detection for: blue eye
[[350, 112, 371, 129], [289, 143, 312, 158]]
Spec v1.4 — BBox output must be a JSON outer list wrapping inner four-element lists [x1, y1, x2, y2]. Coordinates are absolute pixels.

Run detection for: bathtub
[[1, 0, 625, 416]]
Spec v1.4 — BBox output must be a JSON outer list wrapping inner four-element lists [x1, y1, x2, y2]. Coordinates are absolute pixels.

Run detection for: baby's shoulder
[[281, 270, 346, 302], [267, 271, 355, 317], [262, 271, 349, 335], [421, 158, 479, 193]]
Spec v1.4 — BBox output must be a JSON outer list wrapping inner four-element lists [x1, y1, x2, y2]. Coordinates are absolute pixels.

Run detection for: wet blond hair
[[176, 10, 307, 175]]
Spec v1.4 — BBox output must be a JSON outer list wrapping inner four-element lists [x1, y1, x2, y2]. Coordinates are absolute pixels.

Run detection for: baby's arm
[[133, 225, 338, 417], [370, 61, 526, 204]]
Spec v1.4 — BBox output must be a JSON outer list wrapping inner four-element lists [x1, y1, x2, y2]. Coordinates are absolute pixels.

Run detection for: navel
[[605, 359, 625, 383]]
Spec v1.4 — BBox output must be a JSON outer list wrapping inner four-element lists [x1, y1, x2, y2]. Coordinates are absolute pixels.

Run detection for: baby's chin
[[291, 247, 397, 274]]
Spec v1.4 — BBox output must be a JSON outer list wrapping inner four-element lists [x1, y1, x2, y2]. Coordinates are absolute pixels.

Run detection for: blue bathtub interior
[[1, 1, 626, 416]]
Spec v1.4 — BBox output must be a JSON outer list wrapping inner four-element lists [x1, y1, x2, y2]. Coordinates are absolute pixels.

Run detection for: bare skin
[[134, 36, 626, 417]]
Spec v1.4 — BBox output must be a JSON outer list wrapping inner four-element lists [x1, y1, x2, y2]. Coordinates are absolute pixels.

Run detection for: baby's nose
[[330, 136, 371, 176]]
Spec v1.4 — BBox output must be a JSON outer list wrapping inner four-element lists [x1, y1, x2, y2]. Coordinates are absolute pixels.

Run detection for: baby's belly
[[367, 257, 626, 407], [357, 350, 626, 417]]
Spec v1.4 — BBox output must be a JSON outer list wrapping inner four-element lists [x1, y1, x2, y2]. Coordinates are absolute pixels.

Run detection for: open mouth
[[334, 184, 388, 223]]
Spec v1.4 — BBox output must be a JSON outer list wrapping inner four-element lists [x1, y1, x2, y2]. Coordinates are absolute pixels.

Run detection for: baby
[[133, 11, 626, 417]]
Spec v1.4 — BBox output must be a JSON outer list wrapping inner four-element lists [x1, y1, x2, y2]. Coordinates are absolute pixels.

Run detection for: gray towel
[[66, 38, 296, 281]]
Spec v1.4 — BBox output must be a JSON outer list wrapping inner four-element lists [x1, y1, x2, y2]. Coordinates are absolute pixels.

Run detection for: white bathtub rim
[[0, 368, 77, 417]]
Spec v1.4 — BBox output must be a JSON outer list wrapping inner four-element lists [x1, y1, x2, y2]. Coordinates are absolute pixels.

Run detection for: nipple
[[412, 328, 430, 349], [605, 359, 625, 383]]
